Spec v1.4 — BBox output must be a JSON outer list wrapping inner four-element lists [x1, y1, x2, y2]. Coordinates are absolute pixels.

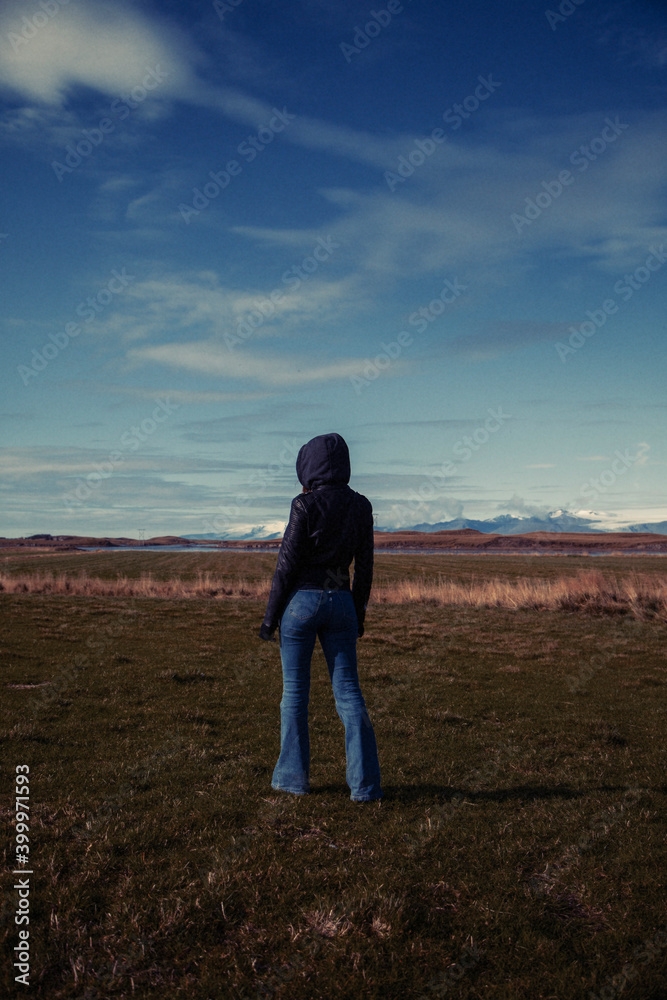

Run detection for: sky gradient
[[1, 0, 665, 538]]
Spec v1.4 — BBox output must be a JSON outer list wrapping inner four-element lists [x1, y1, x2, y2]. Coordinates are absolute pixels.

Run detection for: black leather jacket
[[261, 434, 374, 633]]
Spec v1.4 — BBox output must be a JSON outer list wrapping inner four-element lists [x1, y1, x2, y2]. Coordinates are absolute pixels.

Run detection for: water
[[77, 545, 236, 552]]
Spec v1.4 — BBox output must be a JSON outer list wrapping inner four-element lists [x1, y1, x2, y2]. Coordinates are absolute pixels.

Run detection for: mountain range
[[186, 510, 667, 540]]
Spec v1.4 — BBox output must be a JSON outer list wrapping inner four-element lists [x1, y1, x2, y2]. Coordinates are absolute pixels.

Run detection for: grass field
[[2, 551, 666, 621], [1, 552, 666, 999]]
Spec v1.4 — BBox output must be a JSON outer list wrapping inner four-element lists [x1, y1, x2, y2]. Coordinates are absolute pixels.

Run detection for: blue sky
[[1, 0, 665, 537]]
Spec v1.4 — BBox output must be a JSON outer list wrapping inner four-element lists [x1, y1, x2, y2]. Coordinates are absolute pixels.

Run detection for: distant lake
[[77, 545, 484, 555], [77, 545, 236, 552]]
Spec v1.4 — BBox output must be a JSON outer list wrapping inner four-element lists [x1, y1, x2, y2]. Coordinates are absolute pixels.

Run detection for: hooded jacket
[[261, 433, 374, 633]]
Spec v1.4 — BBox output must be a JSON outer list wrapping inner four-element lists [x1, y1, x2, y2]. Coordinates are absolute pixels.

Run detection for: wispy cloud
[[82, 271, 367, 358], [233, 110, 667, 286], [0, 0, 404, 174], [127, 340, 375, 386], [0, 446, 219, 479], [86, 383, 273, 406], [3, 0, 664, 292], [498, 495, 553, 518]]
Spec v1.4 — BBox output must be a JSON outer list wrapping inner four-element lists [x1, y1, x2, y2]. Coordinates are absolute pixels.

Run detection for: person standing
[[259, 432, 382, 802]]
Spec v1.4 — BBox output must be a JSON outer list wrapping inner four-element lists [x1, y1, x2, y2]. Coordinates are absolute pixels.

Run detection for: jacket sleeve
[[261, 495, 309, 630], [351, 497, 374, 630]]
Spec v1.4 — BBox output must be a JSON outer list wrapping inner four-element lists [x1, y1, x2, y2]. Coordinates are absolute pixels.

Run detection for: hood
[[296, 433, 351, 489]]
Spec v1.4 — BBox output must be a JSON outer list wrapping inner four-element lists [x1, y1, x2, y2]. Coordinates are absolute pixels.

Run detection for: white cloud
[[127, 340, 380, 386], [1, 447, 163, 478], [380, 497, 465, 528], [0, 0, 412, 175], [0, 446, 253, 482], [0, 0, 199, 106], [499, 495, 553, 518], [233, 111, 667, 282], [4, 0, 663, 293], [101, 271, 364, 347]]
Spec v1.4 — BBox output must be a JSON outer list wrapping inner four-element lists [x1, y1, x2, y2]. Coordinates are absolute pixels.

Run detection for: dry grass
[[1, 567, 665, 620], [0, 570, 271, 600], [374, 569, 667, 621]]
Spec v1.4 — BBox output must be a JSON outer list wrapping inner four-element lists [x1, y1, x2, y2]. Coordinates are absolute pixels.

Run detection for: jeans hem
[[271, 782, 310, 796]]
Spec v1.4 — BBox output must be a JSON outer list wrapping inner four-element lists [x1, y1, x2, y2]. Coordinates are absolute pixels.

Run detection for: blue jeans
[[272, 588, 382, 802]]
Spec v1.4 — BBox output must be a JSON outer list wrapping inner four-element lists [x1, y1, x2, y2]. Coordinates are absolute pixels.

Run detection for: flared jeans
[[272, 588, 382, 801]]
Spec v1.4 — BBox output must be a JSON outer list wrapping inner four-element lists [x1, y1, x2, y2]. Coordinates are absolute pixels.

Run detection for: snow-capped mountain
[[186, 510, 667, 540], [378, 510, 667, 535], [625, 520, 667, 534]]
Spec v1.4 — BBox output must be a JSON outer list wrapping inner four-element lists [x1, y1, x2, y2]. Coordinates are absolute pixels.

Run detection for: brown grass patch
[[1, 567, 665, 621], [373, 569, 667, 621], [0, 570, 271, 600]]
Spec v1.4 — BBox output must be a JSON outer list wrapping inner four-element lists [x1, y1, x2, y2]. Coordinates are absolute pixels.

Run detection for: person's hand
[[259, 623, 277, 642]]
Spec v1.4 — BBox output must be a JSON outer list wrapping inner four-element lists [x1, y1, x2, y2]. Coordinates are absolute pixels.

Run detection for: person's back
[[259, 433, 382, 802], [261, 433, 373, 635]]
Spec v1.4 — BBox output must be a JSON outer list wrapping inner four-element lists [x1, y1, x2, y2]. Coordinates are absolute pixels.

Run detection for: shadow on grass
[[303, 782, 646, 803]]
